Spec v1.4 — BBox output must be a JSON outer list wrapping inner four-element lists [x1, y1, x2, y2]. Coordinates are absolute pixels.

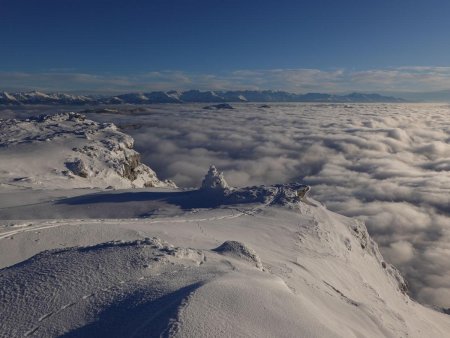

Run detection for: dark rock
[[65, 158, 88, 178], [202, 103, 234, 110], [122, 153, 141, 181]]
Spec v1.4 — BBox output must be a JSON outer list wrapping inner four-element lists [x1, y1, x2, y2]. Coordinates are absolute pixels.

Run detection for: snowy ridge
[[0, 112, 175, 189], [0, 165, 449, 337], [0, 90, 404, 105], [0, 91, 93, 105]]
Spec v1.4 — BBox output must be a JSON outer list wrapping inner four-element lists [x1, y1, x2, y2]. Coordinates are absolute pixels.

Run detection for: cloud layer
[[82, 102, 450, 308], [3, 102, 449, 308], [3, 67, 450, 95]]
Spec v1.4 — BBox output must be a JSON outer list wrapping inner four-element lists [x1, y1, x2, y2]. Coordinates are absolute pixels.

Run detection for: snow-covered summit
[[0, 112, 175, 189]]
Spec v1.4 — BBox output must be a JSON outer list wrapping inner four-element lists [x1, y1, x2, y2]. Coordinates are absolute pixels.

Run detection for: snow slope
[[0, 116, 449, 337], [0, 177, 449, 337]]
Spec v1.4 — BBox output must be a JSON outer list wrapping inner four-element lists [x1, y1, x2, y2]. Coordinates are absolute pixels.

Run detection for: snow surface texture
[[0, 112, 174, 189], [0, 165, 449, 337], [54, 102, 449, 309]]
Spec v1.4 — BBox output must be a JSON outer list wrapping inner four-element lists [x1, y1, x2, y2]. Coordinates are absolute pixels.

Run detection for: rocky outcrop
[[202, 103, 234, 110], [0, 112, 175, 189], [65, 158, 88, 178], [122, 153, 141, 181]]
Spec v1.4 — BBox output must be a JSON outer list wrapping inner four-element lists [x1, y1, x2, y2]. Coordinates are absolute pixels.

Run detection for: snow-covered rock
[[0, 112, 175, 189], [65, 158, 89, 178], [200, 165, 230, 191], [214, 240, 263, 270]]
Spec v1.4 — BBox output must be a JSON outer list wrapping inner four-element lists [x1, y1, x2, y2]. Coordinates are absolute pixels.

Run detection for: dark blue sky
[[2, 0, 450, 93]]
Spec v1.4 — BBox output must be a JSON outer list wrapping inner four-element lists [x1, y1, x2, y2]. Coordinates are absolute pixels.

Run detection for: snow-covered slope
[[0, 113, 174, 189], [0, 165, 449, 337]]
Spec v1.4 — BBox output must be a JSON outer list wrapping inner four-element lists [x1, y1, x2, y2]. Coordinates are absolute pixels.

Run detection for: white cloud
[[71, 102, 450, 308], [3, 66, 450, 94], [4, 102, 450, 308], [350, 67, 450, 92], [383, 241, 415, 265]]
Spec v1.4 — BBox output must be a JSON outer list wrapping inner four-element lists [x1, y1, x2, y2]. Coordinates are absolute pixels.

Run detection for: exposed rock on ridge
[[0, 112, 175, 189]]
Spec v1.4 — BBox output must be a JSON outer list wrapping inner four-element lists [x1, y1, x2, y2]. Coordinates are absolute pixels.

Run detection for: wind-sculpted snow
[[67, 102, 450, 309], [0, 237, 209, 337]]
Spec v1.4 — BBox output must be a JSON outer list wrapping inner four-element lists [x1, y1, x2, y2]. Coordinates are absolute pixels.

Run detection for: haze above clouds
[[80, 103, 450, 308], [4, 67, 450, 100]]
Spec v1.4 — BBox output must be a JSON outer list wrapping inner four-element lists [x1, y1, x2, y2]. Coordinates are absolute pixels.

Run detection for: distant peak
[[0, 90, 405, 105]]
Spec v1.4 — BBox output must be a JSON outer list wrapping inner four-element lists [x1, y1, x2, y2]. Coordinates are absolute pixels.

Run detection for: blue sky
[[2, 0, 450, 93]]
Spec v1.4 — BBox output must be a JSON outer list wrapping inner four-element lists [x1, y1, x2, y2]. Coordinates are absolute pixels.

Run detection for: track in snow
[[0, 188, 280, 242]]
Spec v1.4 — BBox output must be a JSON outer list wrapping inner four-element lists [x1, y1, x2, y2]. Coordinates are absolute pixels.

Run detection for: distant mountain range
[[0, 90, 405, 105]]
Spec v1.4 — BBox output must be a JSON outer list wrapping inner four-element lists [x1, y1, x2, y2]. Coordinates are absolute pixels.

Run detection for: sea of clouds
[[3, 102, 450, 309], [87, 102, 450, 309]]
